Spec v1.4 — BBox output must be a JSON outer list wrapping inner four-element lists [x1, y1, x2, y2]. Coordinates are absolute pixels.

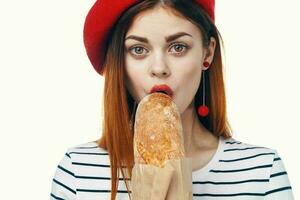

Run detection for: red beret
[[83, 0, 215, 76]]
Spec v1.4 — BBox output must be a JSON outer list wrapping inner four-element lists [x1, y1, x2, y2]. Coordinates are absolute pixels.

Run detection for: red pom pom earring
[[197, 61, 210, 117]]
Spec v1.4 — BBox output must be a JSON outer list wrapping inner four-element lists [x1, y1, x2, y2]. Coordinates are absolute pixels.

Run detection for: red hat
[[83, 0, 215, 76]]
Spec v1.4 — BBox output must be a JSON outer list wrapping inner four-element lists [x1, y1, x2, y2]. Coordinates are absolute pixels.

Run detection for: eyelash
[[128, 43, 189, 57]]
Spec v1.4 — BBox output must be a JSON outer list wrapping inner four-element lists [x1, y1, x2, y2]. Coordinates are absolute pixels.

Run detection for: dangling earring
[[197, 61, 210, 117]]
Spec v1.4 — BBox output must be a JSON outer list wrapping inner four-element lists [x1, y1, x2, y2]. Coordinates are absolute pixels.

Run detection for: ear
[[203, 37, 216, 70]]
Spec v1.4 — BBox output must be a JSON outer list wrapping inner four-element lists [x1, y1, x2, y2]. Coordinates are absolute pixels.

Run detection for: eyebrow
[[125, 32, 193, 43]]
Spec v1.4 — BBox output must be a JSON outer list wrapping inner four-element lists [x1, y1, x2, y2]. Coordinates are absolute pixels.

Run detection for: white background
[[0, 0, 299, 199]]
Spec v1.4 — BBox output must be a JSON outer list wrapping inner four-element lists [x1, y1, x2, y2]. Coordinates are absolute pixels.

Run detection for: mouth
[[156, 91, 168, 95], [149, 84, 174, 98]]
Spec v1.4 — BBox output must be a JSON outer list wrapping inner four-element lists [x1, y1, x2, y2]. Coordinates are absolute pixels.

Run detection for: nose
[[149, 56, 171, 78]]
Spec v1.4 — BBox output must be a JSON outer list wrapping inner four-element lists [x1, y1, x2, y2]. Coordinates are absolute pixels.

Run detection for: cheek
[[125, 66, 146, 102], [174, 61, 202, 113], [176, 59, 202, 89]]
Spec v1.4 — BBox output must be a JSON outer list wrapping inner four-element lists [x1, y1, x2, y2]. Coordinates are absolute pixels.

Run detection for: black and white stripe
[[50, 137, 294, 200]]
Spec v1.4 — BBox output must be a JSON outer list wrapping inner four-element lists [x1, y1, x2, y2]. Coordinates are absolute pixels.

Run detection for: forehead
[[126, 6, 201, 39]]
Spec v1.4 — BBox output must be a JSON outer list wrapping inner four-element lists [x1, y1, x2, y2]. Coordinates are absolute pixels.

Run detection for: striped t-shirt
[[50, 136, 295, 199]]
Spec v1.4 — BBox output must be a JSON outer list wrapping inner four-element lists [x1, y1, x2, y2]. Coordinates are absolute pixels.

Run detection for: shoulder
[[65, 140, 109, 159], [222, 137, 289, 168], [224, 138, 295, 198], [64, 141, 110, 171], [191, 137, 294, 198], [219, 137, 279, 174], [221, 137, 293, 189], [58, 141, 111, 181], [50, 141, 113, 199], [222, 137, 276, 155], [66, 140, 108, 153]]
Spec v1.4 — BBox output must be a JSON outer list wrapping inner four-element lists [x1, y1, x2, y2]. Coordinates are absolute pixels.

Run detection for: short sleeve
[[50, 150, 77, 200], [265, 149, 294, 199]]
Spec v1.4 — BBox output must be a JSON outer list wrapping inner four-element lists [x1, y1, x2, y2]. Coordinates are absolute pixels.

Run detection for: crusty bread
[[133, 92, 185, 168]]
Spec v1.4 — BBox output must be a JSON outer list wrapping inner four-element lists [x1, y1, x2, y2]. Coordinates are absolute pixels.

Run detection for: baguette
[[133, 92, 185, 168]]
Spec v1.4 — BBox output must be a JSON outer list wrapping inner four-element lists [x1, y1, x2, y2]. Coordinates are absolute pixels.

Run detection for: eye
[[127, 43, 189, 58], [128, 46, 148, 57], [170, 43, 188, 54]]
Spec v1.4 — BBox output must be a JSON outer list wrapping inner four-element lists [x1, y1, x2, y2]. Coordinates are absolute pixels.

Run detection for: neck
[[180, 101, 215, 156]]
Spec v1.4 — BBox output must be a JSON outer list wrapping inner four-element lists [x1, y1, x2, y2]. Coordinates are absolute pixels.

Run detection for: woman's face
[[124, 6, 215, 114]]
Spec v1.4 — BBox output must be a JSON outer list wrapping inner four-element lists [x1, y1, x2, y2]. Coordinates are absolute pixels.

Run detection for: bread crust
[[133, 92, 185, 168]]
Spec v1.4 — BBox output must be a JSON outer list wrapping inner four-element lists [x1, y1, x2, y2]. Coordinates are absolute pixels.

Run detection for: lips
[[150, 84, 174, 98]]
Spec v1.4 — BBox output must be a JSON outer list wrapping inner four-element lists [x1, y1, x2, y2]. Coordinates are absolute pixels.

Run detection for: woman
[[50, 0, 294, 199]]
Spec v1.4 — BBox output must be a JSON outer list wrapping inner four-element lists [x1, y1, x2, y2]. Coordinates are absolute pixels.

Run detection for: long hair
[[97, 0, 233, 199]]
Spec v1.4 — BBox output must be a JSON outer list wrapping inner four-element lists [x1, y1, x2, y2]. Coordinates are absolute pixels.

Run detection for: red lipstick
[[150, 84, 174, 98]]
